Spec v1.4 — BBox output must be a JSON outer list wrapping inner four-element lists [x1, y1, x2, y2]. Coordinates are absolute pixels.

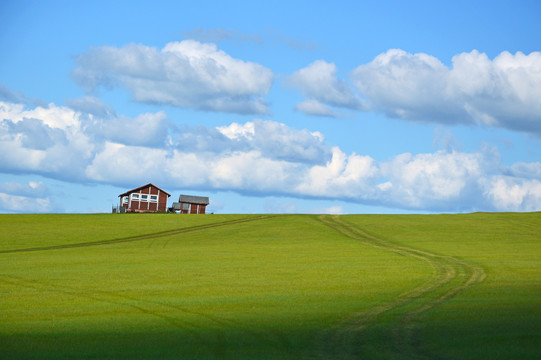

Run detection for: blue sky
[[1, 0, 540, 214]]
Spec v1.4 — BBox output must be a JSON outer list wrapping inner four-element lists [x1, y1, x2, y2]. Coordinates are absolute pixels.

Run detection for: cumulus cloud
[[0, 102, 92, 180], [509, 162, 541, 180], [286, 60, 364, 117], [72, 40, 274, 114], [65, 96, 116, 118], [0, 181, 52, 213], [0, 100, 172, 180], [351, 49, 541, 134], [1, 97, 541, 212], [0, 193, 53, 213], [216, 120, 329, 164], [91, 111, 171, 148], [295, 99, 341, 118], [483, 177, 541, 212], [4, 117, 68, 150], [289, 50, 541, 135], [0, 84, 47, 108], [85, 144, 301, 194], [173, 119, 331, 164], [378, 151, 491, 211], [295, 147, 379, 199], [1, 181, 49, 198]]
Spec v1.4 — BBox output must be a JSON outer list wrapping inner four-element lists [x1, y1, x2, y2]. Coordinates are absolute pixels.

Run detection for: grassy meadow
[[0, 213, 540, 359]]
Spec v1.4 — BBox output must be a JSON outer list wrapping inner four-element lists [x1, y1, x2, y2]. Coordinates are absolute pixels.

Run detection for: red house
[[118, 183, 170, 213]]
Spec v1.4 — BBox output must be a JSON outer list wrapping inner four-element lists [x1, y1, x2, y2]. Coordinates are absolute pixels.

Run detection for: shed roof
[[178, 194, 210, 205], [118, 183, 171, 197]]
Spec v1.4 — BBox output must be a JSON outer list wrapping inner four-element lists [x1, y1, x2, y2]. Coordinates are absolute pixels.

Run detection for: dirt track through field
[[311, 215, 486, 360], [0, 215, 272, 254]]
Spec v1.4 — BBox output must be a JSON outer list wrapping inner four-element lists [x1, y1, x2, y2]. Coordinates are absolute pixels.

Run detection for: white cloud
[[72, 40, 274, 114], [0, 100, 173, 180], [379, 151, 487, 210], [288, 50, 541, 134], [509, 162, 541, 180], [0, 193, 52, 213], [295, 99, 341, 118], [287, 60, 364, 117], [91, 111, 171, 148], [352, 49, 457, 122], [85, 142, 169, 184], [173, 119, 329, 164], [217, 121, 255, 140], [65, 96, 116, 118], [215, 119, 330, 164], [0, 181, 52, 213], [351, 49, 541, 134], [295, 147, 379, 199], [1, 181, 49, 198], [483, 177, 541, 212], [0, 100, 79, 129]]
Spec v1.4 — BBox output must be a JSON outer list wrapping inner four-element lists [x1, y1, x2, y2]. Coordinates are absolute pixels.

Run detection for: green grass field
[[0, 213, 540, 359]]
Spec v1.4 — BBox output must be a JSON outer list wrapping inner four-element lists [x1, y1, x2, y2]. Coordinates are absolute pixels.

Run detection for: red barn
[[118, 183, 170, 213]]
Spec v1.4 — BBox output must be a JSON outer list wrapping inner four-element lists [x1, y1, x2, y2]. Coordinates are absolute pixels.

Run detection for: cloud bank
[[1, 98, 540, 212], [72, 42, 541, 134], [291, 50, 541, 135], [72, 40, 274, 114]]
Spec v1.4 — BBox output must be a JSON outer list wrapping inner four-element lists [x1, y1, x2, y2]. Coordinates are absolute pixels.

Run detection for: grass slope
[[0, 213, 540, 359], [341, 212, 541, 359]]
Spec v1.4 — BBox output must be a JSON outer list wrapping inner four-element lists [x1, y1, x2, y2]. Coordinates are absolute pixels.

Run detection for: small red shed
[[118, 183, 171, 213], [172, 195, 210, 214]]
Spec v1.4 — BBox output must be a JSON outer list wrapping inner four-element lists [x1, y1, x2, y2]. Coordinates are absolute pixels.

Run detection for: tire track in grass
[[1, 272, 292, 358], [0, 274, 218, 357], [0, 215, 273, 254], [311, 215, 485, 360]]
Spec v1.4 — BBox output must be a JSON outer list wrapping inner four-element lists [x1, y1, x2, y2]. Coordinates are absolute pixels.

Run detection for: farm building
[[118, 183, 171, 213], [172, 194, 210, 214]]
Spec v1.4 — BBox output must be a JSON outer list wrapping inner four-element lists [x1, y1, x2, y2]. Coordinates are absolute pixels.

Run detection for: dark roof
[[172, 202, 190, 210], [118, 183, 171, 197], [178, 194, 210, 205]]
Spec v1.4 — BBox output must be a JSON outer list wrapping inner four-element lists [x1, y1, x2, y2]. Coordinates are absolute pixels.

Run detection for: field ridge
[[311, 215, 486, 359], [0, 215, 272, 254]]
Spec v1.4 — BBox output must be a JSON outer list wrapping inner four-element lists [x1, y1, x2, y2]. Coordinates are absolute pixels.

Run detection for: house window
[[141, 194, 149, 201], [150, 195, 158, 202], [131, 193, 140, 200], [122, 196, 128, 204]]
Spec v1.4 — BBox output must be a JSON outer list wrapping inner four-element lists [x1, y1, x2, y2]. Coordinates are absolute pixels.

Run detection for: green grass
[[0, 213, 540, 359], [341, 213, 541, 359]]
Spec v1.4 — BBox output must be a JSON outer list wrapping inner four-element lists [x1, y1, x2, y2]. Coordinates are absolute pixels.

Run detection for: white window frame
[[131, 193, 140, 200], [150, 195, 158, 203]]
